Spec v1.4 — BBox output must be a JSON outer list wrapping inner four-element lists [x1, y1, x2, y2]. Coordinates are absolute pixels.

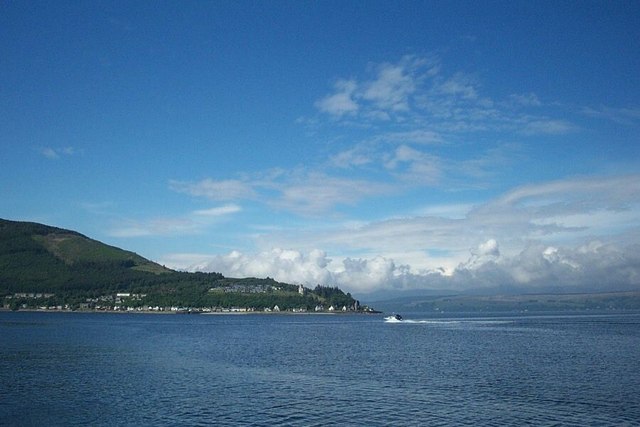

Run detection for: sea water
[[1, 311, 639, 426]]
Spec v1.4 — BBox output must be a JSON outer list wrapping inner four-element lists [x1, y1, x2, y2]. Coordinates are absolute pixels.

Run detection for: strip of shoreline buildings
[[3, 291, 375, 314]]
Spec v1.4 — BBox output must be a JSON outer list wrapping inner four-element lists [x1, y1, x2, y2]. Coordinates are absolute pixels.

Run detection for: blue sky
[[2, 1, 640, 297]]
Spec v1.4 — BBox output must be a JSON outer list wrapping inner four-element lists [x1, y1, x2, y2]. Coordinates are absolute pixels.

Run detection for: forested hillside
[[0, 219, 364, 312]]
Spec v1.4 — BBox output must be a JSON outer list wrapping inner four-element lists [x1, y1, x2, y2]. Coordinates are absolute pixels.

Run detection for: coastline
[[0, 307, 382, 315]]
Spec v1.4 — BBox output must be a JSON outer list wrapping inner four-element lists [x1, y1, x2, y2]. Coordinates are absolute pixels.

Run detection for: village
[[2, 283, 376, 314]]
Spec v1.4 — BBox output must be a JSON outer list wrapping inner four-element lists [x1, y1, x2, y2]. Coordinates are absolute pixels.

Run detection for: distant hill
[[370, 291, 640, 314], [0, 219, 361, 312]]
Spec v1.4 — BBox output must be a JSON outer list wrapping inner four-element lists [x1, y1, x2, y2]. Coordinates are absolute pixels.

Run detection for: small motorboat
[[384, 314, 403, 322], [394, 314, 403, 321]]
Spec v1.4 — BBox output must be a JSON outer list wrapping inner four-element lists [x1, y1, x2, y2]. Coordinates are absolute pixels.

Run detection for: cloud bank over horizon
[[162, 237, 640, 297], [161, 174, 640, 296]]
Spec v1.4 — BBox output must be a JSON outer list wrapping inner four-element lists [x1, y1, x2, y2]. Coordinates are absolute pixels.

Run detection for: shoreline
[[0, 307, 382, 315]]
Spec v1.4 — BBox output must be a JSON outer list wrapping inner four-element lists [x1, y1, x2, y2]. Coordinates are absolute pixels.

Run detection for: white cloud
[[161, 253, 219, 271], [362, 62, 416, 111], [330, 145, 375, 169], [193, 204, 242, 217], [184, 248, 334, 286], [166, 238, 640, 296], [459, 239, 501, 270], [170, 178, 255, 201], [455, 240, 640, 291], [164, 247, 406, 294], [384, 145, 442, 184], [314, 55, 432, 120], [335, 256, 399, 293], [314, 79, 359, 116], [435, 73, 478, 99], [477, 239, 500, 257]]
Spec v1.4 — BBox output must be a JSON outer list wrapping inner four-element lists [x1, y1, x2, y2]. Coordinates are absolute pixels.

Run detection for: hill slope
[[0, 218, 169, 294], [0, 219, 360, 312]]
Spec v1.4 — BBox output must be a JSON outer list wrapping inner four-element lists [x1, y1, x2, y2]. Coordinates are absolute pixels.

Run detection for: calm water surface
[[1, 311, 639, 426]]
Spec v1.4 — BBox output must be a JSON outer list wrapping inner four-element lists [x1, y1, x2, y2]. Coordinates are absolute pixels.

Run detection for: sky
[[2, 0, 640, 298]]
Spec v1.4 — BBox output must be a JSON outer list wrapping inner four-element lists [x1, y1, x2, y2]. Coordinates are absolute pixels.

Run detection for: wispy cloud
[[312, 55, 580, 137], [40, 146, 76, 159], [173, 56, 591, 220], [314, 79, 359, 117], [581, 105, 640, 125], [171, 142, 518, 220], [192, 204, 242, 217], [508, 93, 541, 107], [376, 129, 443, 145], [330, 145, 377, 169], [109, 204, 242, 238], [170, 179, 255, 201], [110, 217, 197, 238], [271, 172, 393, 215], [384, 144, 442, 185], [520, 119, 577, 135], [314, 55, 435, 121], [79, 201, 117, 215], [435, 72, 478, 99], [171, 172, 394, 216], [328, 129, 444, 170], [362, 60, 418, 111]]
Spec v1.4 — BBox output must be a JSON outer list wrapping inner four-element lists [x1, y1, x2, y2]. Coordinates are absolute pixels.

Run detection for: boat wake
[[383, 316, 515, 327], [383, 316, 433, 324]]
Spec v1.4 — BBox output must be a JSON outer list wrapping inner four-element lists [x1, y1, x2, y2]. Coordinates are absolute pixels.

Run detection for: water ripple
[[1, 312, 639, 425]]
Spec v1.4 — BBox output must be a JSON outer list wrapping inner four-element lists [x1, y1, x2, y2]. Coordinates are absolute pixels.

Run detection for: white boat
[[384, 314, 403, 322]]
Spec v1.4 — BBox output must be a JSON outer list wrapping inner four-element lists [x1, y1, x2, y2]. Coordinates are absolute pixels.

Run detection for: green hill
[[0, 218, 170, 294], [0, 219, 361, 312]]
